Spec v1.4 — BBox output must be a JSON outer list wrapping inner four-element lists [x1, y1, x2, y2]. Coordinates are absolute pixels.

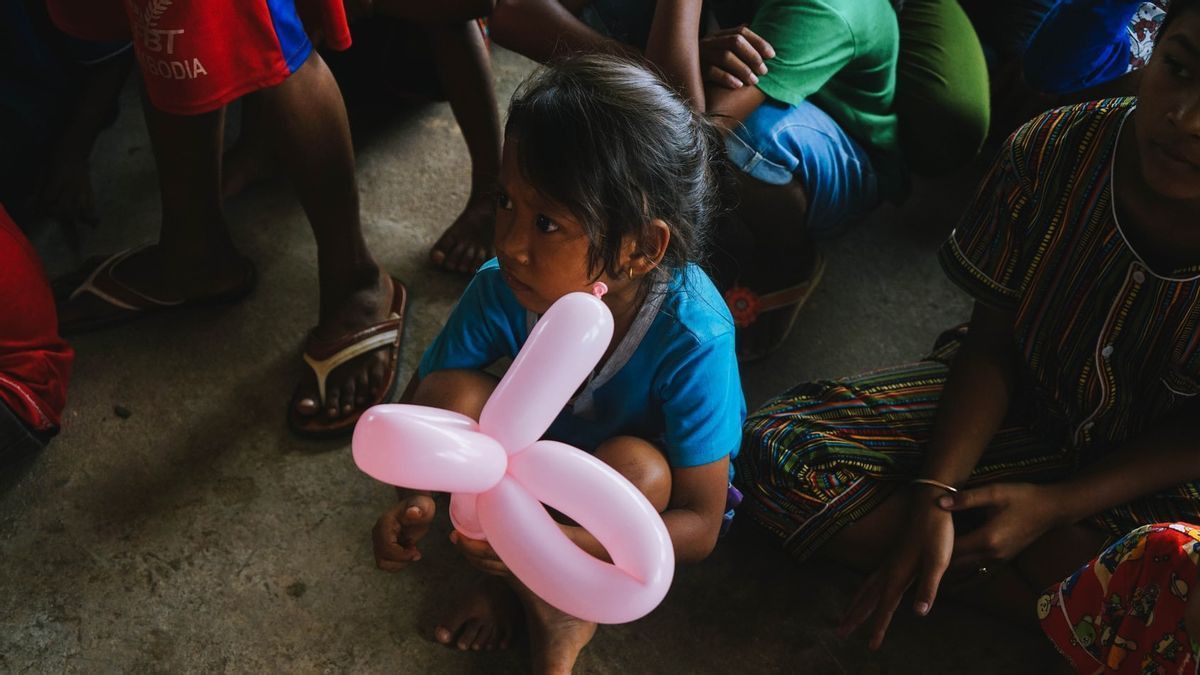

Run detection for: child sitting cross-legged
[[370, 54, 746, 674]]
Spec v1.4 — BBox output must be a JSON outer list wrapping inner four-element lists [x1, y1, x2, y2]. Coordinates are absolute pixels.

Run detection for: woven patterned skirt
[[735, 331, 1200, 562]]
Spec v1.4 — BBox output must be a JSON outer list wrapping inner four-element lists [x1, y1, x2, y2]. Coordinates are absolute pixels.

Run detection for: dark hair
[[504, 53, 726, 282], [1159, 0, 1199, 41]]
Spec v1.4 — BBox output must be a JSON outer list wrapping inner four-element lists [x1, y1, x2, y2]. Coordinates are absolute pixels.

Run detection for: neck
[[600, 276, 651, 361]]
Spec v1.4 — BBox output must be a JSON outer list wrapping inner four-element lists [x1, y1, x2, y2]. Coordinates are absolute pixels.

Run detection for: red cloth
[[45, 0, 351, 115], [0, 206, 73, 431], [1039, 523, 1200, 674]]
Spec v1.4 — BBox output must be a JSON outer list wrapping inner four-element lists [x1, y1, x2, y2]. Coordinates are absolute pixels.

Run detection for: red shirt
[[0, 205, 73, 431]]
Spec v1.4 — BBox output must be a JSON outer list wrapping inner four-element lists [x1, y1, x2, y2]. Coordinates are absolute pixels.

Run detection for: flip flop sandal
[[288, 278, 409, 439], [56, 245, 257, 335], [724, 250, 827, 363]]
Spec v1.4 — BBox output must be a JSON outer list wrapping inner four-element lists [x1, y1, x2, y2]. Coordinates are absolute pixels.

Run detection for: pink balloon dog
[[352, 284, 675, 624]]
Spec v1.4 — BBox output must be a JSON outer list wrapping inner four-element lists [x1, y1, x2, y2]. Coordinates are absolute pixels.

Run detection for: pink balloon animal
[[352, 285, 675, 624]]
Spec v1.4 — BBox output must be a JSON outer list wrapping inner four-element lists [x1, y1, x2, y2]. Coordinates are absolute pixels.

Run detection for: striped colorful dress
[[736, 98, 1200, 562]]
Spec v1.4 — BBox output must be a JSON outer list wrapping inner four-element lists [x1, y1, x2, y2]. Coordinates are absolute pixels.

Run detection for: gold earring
[[628, 267, 634, 280]]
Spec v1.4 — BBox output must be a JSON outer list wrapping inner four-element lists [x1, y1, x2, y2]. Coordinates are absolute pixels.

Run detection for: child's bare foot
[[433, 576, 521, 651], [290, 268, 404, 434], [515, 582, 597, 675], [429, 193, 494, 274]]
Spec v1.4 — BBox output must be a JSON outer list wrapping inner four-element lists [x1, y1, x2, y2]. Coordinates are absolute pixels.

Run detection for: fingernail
[[938, 495, 953, 508], [749, 73, 759, 84], [915, 601, 929, 616], [757, 63, 767, 75]]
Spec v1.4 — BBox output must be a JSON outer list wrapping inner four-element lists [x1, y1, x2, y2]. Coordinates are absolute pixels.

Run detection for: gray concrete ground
[[1, 48, 1056, 673]]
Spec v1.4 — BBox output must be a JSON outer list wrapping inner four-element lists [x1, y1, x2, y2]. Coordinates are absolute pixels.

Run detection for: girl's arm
[[563, 456, 732, 564]]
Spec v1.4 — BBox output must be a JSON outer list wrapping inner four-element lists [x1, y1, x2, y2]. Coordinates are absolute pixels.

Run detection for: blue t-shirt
[[419, 259, 746, 469]]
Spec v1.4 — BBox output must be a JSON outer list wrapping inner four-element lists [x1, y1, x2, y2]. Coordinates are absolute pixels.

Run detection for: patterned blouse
[[939, 98, 1200, 452]]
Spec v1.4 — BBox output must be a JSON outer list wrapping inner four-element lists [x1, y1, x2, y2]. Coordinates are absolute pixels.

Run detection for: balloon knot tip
[[591, 282, 608, 298]]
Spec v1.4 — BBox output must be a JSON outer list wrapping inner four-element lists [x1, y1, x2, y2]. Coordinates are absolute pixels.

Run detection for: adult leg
[[894, 0, 990, 175], [221, 95, 273, 199], [56, 99, 253, 329], [257, 50, 400, 424], [425, 20, 503, 274], [738, 341, 1075, 629]]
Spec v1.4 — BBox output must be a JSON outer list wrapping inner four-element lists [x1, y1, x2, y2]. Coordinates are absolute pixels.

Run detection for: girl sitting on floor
[[736, 0, 1200, 655], [370, 54, 746, 674]]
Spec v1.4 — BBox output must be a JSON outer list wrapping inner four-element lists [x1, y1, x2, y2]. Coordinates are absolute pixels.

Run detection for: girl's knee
[[413, 369, 498, 419], [593, 437, 672, 512]]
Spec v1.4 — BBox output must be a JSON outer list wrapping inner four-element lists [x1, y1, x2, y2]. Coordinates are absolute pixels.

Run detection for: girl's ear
[[626, 219, 671, 276]]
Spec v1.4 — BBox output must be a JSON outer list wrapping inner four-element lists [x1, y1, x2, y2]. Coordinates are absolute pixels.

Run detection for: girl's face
[[1134, 9, 1200, 200], [493, 140, 625, 314]]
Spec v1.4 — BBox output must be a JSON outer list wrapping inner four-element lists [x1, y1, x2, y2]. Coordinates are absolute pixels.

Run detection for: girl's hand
[[837, 489, 955, 650], [451, 531, 512, 577], [941, 482, 1066, 570], [699, 25, 776, 90], [372, 494, 436, 571]]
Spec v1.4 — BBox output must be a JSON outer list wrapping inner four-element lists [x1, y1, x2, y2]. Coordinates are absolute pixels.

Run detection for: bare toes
[[295, 396, 319, 417], [458, 620, 483, 651]]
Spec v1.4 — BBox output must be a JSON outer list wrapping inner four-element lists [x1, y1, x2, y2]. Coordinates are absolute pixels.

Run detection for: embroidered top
[[939, 98, 1200, 450]]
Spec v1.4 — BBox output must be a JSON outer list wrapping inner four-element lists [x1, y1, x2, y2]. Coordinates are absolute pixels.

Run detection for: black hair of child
[[505, 53, 727, 284], [1161, 0, 1199, 40]]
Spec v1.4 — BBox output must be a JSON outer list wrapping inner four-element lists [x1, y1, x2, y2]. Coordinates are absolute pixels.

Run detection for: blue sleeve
[[657, 332, 746, 468], [417, 264, 526, 379], [1023, 0, 1141, 94]]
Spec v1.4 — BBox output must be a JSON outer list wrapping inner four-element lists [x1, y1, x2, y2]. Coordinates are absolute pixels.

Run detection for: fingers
[[704, 65, 746, 90], [713, 24, 776, 60], [372, 499, 435, 571], [836, 574, 882, 638], [450, 531, 509, 576], [940, 484, 1000, 511], [716, 48, 761, 86], [700, 25, 775, 90], [912, 545, 951, 617], [728, 33, 768, 76], [398, 497, 436, 546], [948, 528, 995, 572], [866, 573, 913, 651], [739, 26, 776, 60]]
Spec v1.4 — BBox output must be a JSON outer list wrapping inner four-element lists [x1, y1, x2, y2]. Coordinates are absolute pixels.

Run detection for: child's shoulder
[[653, 264, 736, 348]]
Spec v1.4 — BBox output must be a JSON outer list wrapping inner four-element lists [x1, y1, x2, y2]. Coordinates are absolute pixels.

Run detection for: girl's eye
[[496, 192, 513, 210], [1165, 55, 1193, 80], [535, 214, 559, 233]]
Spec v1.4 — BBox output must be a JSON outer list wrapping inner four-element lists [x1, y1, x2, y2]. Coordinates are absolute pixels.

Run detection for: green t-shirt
[[750, 0, 903, 196]]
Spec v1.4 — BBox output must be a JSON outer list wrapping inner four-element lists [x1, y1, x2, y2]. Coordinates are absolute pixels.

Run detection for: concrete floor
[[1, 48, 1059, 673]]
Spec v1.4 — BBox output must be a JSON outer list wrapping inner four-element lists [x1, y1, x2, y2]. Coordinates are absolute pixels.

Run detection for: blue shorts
[[725, 99, 881, 237]]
